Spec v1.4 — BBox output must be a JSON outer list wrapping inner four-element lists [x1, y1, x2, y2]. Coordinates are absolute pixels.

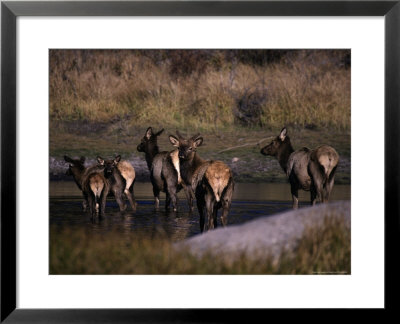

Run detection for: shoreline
[[52, 155, 351, 184]]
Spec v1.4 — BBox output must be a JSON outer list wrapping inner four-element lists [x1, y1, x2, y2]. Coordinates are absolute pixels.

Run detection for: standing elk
[[260, 127, 339, 209], [169, 132, 234, 232], [96, 155, 137, 212], [137, 127, 193, 212], [64, 156, 109, 216], [65, 155, 137, 213], [84, 172, 110, 217]]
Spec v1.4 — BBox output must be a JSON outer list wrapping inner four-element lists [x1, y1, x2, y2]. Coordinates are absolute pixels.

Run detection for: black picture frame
[[1, 1, 398, 322]]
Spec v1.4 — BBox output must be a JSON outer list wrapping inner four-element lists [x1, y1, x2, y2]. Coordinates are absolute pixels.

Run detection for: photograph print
[[49, 49, 351, 274]]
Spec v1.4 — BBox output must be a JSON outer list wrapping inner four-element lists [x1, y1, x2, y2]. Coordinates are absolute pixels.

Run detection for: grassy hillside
[[50, 49, 350, 131]]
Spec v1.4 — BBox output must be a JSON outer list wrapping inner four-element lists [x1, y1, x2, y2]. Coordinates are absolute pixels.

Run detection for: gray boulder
[[177, 201, 351, 262]]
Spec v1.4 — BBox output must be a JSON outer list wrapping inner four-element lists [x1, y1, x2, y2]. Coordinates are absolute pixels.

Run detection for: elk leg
[[206, 194, 215, 231], [308, 162, 324, 204], [170, 192, 178, 212], [183, 184, 194, 211], [82, 200, 88, 211], [164, 175, 178, 212], [309, 164, 325, 204], [94, 195, 99, 214], [165, 192, 172, 211], [198, 205, 205, 233], [310, 188, 317, 206], [212, 208, 218, 228], [315, 182, 324, 203], [290, 183, 299, 209], [166, 184, 178, 212], [153, 186, 160, 210], [126, 179, 138, 210], [87, 194, 95, 217], [197, 198, 205, 233], [325, 166, 337, 202], [114, 189, 127, 211], [100, 191, 107, 217], [221, 199, 231, 227], [221, 181, 233, 226], [155, 196, 160, 210], [323, 176, 335, 202], [124, 188, 137, 211], [82, 192, 88, 211]]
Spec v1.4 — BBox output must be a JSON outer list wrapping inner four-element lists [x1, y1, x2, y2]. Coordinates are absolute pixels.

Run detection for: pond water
[[50, 181, 350, 241]]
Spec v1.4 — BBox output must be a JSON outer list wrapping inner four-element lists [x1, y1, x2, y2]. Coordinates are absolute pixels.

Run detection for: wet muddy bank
[[50, 155, 351, 184]]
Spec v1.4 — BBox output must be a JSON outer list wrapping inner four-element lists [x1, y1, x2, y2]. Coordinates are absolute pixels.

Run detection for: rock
[[176, 201, 350, 263]]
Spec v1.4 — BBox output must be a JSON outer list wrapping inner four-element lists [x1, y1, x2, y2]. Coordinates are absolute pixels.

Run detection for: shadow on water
[[50, 198, 293, 241], [50, 181, 350, 242]]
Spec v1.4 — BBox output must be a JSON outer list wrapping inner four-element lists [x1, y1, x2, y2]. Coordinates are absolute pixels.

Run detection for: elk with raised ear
[[169, 132, 234, 232], [137, 127, 193, 212], [96, 155, 137, 212], [260, 127, 339, 209]]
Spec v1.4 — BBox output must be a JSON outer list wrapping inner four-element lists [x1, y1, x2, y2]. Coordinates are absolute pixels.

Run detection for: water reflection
[[50, 181, 350, 242]]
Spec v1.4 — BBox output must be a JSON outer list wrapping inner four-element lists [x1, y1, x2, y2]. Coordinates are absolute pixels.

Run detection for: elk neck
[[145, 144, 160, 170], [180, 152, 205, 184], [277, 140, 294, 173]]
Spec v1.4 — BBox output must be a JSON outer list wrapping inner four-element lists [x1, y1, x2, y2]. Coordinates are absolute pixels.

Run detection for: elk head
[[64, 155, 86, 176], [169, 131, 203, 161], [137, 127, 164, 153], [260, 127, 289, 157], [97, 155, 121, 177]]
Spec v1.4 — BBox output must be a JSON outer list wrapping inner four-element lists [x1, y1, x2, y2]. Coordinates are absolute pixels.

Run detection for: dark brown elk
[[137, 127, 193, 212], [260, 127, 339, 209], [169, 132, 234, 232], [96, 155, 137, 211], [64, 156, 109, 216]]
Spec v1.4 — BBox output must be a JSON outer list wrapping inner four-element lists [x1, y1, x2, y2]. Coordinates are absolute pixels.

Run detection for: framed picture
[[1, 0, 397, 321]]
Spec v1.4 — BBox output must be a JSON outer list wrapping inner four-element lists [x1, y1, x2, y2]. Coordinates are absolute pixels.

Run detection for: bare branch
[[217, 136, 274, 154]]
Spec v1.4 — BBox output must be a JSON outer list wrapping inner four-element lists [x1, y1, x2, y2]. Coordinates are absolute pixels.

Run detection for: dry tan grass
[[50, 50, 350, 130]]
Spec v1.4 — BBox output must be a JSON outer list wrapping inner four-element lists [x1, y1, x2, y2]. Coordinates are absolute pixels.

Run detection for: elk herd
[[64, 127, 339, 233]]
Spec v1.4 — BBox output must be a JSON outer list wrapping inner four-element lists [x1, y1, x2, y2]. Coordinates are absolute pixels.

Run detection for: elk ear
[[169, 135, 180, 147], [97, 156, 105, 165], [114, 155, 121, 164], [193, 137, 203, 148], [279, 127, 287, 141], [80, 156, 86, 164], [64, 155, 73, 163], [145, 127, 153, 139], [155, 128, 164, 137]]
